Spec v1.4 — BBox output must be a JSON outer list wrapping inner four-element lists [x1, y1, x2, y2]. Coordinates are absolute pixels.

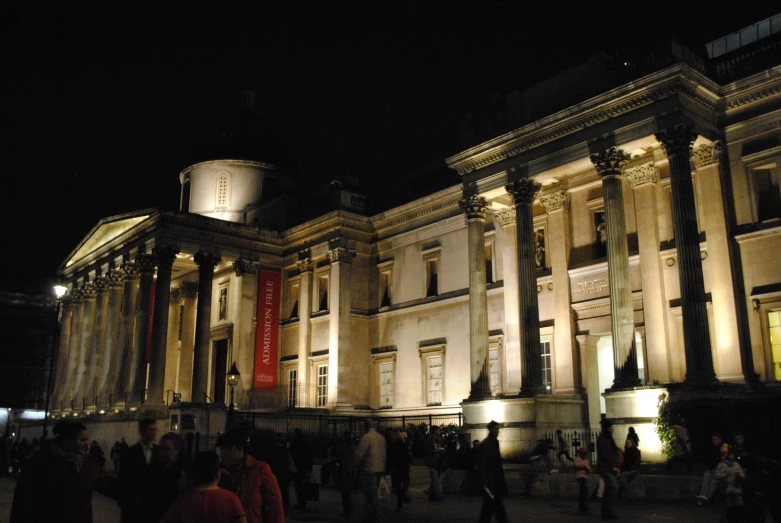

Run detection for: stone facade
[[51, 29, 781, 461]]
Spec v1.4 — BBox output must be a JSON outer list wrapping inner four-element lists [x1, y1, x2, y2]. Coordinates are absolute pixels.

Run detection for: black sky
[[4, 2, 779, 295]]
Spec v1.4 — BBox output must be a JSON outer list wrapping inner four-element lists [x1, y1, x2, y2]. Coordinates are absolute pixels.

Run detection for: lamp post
[[43, 284, 68, 439], [226, 362, 240, 420]]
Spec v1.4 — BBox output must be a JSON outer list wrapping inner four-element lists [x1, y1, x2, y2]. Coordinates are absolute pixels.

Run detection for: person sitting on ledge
[[529, 438, 556, 472]]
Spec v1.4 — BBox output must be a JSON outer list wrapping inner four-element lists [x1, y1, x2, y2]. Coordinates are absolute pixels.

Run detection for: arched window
[[215, 171, 231, 209]]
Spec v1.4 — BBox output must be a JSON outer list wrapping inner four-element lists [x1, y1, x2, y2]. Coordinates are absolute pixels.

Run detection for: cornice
[[371, 185, 463, 236], [161, 212, 283, 247], [722, 65, 781, 111], [446, 65, 721, 176], [281, 211, 374, 248]]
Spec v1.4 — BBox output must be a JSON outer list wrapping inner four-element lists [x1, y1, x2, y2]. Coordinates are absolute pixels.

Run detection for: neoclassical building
[[50, 18, 781, 459]]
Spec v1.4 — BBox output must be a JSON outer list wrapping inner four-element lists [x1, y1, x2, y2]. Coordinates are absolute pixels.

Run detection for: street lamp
[[227, 362, 241, 414], [43, 284, 68, 439]]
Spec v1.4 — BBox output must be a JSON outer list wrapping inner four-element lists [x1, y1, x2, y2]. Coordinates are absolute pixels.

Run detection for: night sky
[[4, 2, 779, 296]]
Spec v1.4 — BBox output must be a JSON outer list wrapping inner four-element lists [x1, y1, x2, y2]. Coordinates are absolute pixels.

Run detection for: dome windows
[[215, 171, 232, 209]]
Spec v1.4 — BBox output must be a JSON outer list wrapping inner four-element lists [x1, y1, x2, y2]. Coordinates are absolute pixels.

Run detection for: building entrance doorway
[[212, 339, 228, 404]]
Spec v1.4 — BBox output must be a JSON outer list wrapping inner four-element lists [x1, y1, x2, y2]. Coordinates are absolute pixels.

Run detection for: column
[[506, 177, 544, 395], [85, 276, 109, 408], [114, 262, 139, 407], [177, 281, 198, 401], [590, 147, 641, 388], [576, 334, 601, 429], [99, 268, 124, 407], [72, 282, 97, 410], [296, 256, 314, 407], [495, 208, 521, 393], [540, 190, 580, 393], [63, 288, 84, 410], [655, 125, 717, 385], [192, 252, 220, 402], [233, 258, 261, 409], [164, 287, 182, 400], [625, 163, 672, 383], [459, 195, 491, 400], [147, 246, 179, 404], [52, 295, 73, 412], [692, 144, 743, 380], [327, 247, 353, 407], [129, 255, 156, 404]]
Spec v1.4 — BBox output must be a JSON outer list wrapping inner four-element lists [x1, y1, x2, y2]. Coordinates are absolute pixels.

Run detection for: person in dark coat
[[618, 437, 641, 498], [333, 431, 357, 517], [119, 417, 160, 523], [110, 441, 122, 473], [597, 418, 621, 520], [478, 421, 508, 523], [151, 432, 189, 522], [10, 421, 113, 523], [388, 428, 412, 511], [288, 428, 313, 510]]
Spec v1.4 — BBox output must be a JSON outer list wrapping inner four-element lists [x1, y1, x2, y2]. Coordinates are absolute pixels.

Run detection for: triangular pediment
[[63, 209, 157, 269]]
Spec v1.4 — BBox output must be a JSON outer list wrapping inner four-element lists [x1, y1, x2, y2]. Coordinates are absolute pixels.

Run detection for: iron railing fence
[[540, 429, 600, 469]]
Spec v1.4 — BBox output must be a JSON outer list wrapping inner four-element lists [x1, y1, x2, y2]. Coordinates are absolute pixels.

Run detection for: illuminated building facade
[[50, 16, 781, 459]]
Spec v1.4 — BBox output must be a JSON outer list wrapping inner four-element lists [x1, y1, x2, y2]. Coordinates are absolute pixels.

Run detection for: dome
[[187, 101, 297, 171]]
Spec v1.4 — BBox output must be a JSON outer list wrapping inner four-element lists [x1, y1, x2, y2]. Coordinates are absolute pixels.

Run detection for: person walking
[[424, 425, 446, 501], [333, 431, 357, 517], [288, 428, 313, 510], [162, 451, 246, 523], [574, 447, 591, 515], [110, 441, 122, 474], [556, 430, 574, 465], [597, 418, 621, 520], [119, 417, 160, 523], [10, 421, 112, 523], [696, 431, 723, 506], [354, 418, 387, 523], [478, 421, 508, 523], [388, 428, 412, 512], [217, 428, 285, 523]]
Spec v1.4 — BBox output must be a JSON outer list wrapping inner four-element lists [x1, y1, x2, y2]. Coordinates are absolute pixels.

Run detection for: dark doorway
[[212, 339, 228, 404]]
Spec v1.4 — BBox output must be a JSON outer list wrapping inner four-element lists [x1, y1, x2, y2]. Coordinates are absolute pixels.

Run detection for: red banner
[[145, 279, 156, 364], [254, 269, 281, 389]]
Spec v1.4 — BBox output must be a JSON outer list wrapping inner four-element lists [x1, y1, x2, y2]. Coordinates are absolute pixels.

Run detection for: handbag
[[377, 476, 391, 501], [304, 472, 320, 502]]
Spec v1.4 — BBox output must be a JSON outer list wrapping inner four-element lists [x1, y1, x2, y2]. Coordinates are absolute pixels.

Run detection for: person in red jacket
[[10, 421, 113, 523], [218, 428, 285, 523]]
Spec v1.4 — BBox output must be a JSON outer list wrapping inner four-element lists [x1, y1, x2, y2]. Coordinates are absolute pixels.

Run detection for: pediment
[[63, 209, 157, 269]]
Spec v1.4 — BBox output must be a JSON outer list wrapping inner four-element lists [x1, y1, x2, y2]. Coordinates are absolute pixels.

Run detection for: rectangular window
[[541, 341, 552, 392], [317, 275, 329, 312], [289, 283, 299, 319], [769, 310, 781, 381], [427, 356, 442, 405], [489, 347, 500, 394], [753, 168, 781, 221], [380, 271, 391, 308], [484, 244, 494, 284], [380, 362, 393, 408], [426, 259, 439, 297], [288, 369, 297, 408], [317, 364, 328, 407]]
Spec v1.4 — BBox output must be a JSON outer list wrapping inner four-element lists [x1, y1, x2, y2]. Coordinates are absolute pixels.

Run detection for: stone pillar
[[192, 252, 220, 402], [177, 281, 198, 402], [99, 268, 124, 407], [540, 190, 579, 393], [576, 334, 601, 429], [114, 262, 139, 407], [495, 208, 521, 393], [85, 277, 109, 408], [72, 282, 97, 409], [129, 255, 156, 404], [692, 144, 743, 381], [655, 125, 717, 385], [459, 195, 491, 400], [147, 246, 179, 404], [505, 177, 544, 395], [53, 295, 73, 411], [625, 163, 672, 383], [296, 256, 314, 407], [63, 288, 84, 410], [327, 247, 353, 407], [164, 287, 182, 401], [233, 259, 261, 409], [590, 147, 641, 388]]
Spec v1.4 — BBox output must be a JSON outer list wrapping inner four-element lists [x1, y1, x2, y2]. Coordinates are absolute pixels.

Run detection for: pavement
[[0, 473, 728, 523]]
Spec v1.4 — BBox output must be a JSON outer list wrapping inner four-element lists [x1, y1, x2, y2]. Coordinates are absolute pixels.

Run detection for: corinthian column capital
[[691, 144, 720, 169], [494, 207, 516, 227], [180, 281, 199, 299], [655, 124, 698, 157], [122, 262, 140, 281], [296, 258, 314, 273], [233, 259, 261, 276], [107, 268, 125, 288], [194, 252, 221, 270], [505, 178, 541, 205], [153, 246, 179, 267], [169, 288, 183, 305], [81, 282, 97, 300], [70, 287, 85, 304], [459, 195, 488, 221], [93, 276, 109, 295], [539, 190, 570, 213], [625, 163, 659, 188], [590, 147, 630, 178], [326, 247, 355, 264], [136, 254, 157, 275]]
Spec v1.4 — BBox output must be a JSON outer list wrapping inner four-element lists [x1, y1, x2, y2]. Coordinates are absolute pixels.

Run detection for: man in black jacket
[[597, 418, 620, 520], [478, 421, 508, 523], [119, 418, 159, 523], [697, 432, 723, 506]]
